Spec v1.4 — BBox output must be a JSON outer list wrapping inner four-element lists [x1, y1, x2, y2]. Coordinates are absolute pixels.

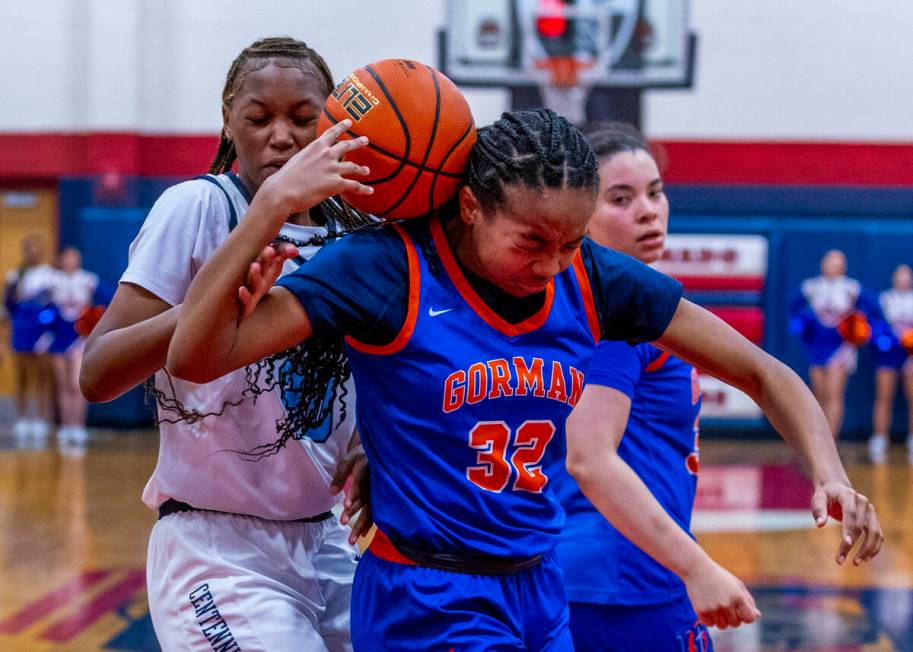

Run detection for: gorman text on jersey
[[443, 356, 585, 413]]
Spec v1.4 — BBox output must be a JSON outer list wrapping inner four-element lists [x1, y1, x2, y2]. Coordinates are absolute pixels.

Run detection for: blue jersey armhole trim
[[194, 174, 238, 232], [226, 172, 254, 205]]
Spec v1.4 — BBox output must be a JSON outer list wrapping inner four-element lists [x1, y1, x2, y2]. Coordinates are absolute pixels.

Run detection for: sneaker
[[868, 434, 888, 465], [59, 425, 88, 446], [69, 426, 88, 445], [12, 418, 31, 439], [30, 419, 50, 440]]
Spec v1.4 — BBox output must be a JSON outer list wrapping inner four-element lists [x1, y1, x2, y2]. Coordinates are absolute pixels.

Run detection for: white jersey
[[122, 173, 355, 520], [5, 264, 56, 302], [801, 275, 861, 327], [880, 289, 913, 339], [50, 269, 99, 321]]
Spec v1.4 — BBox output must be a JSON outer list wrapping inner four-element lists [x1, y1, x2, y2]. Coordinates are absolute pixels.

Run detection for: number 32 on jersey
[[466, 420, 556, 493]]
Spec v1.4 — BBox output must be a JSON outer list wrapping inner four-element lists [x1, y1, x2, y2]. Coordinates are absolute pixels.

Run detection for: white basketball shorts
[[147, 509, 358, 651]]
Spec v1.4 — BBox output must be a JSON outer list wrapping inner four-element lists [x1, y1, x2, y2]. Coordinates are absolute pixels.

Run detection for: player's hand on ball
[[262, 119, 373, 217], [331, 436, 373, 545], [238, 243, 298, 319], [811, 480, 884, 565], [683, 559, 760, 630]]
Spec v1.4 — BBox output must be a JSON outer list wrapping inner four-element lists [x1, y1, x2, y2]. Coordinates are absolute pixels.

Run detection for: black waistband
[[157, 498, 333, 524], [389, 533, 543, 575]]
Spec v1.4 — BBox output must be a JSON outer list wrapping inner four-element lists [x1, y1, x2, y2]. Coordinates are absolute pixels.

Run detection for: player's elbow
[[79, 351, 114, 403], [565, 416, 601, 483], [167, 359, 215, 384], [166, 345, 216, 384], [79, 370, 107, 403], [80, 376, 110, 404]]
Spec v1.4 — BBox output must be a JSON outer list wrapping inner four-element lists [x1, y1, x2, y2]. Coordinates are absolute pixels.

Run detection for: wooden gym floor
[[0, 430, 910, 651]]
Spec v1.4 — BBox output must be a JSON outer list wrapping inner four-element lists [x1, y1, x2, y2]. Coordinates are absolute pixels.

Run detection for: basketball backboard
[[439, 0, 694, 89]]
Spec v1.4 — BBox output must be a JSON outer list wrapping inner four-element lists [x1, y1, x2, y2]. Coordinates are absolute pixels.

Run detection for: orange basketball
[[317, 59, 476, 219]]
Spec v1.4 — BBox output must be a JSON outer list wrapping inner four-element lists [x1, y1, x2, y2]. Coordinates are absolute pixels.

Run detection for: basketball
[[317, 59, 476, 219]]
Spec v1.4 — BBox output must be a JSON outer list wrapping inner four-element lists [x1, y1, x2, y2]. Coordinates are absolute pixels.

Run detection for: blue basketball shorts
[[874, 344, 909, 371], [568, 597, 713, 652], [351, 548, 573, 652]]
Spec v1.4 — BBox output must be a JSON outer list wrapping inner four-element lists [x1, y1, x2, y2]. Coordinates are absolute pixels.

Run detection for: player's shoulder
[[77, 269, 100, 285], [333, 217, 416, 254], [140, 175, 240, 240], [845, 276, 862, 294], [579, 237, 661, 278], [151, 175, 232, 214], [29, 264, 56, 280], [801, 275, 821, 294]]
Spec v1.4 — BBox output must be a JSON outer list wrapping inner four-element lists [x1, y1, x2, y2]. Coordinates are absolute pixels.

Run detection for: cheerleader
[[868, 264, 913, 464], [3, 234, 56, 440], [48, 247, 109, 447], [791, 250, 875, 438]]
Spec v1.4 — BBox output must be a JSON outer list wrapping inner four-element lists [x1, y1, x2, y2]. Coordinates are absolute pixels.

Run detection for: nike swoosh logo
[[428, 307, 453, 317]]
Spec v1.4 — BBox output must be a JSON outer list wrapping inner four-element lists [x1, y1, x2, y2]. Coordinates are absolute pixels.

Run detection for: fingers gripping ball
[[317, 59, 476, 219], [837, 311, 871, 346]]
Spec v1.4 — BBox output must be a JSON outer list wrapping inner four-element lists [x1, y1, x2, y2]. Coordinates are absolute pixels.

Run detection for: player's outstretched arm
[[80, 283, 177, 402], [657, 299, 884, 565], [167, 121, 372, 383], [567, 384, 760, 629], [81, 242, 298, 402]]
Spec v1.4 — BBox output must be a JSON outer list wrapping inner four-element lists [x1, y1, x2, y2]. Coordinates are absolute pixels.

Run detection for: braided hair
[[467, 108, 599, 212], [147, 37, 372, 456]]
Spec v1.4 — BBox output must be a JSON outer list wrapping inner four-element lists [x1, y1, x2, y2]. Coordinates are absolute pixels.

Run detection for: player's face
[[21, 236, 44, 266], [821, 250, 847, 278], [224, 61, 326, 196], [588, 149, 669, 264], [893, 265, 913, 291], [59, 248, 81, 273], [462, 185, 592, 297]]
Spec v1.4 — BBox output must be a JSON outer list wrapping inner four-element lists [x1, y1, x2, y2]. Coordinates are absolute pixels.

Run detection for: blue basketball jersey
[[552, 341, 702, 606], [345, 216, 599, 558]]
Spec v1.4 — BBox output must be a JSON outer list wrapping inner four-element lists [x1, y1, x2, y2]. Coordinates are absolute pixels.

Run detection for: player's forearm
[[80, 306, 179, 402], [567, 449, 712, 579], [752, 357, 849, 486], [660, 301, 849, 487], [169, 188, 290, 380]]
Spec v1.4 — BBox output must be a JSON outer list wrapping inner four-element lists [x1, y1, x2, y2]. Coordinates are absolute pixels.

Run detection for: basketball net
[[534, 56, 594, 125]]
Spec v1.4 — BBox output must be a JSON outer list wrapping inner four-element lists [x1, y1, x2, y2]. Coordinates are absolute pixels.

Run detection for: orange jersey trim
[[645, 350, 671, 373], [345, 223, 419, 355], [368, 529, 418, 566], [571, 252, 599, 343], [430, 215, 554, 337]]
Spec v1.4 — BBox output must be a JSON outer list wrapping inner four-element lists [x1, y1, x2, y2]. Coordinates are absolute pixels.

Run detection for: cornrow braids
[[467, 108, 598, 211], [209, 36, 334, 175]]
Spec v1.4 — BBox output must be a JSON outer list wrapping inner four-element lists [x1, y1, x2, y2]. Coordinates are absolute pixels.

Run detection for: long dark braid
[[147, 37, 372, 452], [467, 108, 599, 211]]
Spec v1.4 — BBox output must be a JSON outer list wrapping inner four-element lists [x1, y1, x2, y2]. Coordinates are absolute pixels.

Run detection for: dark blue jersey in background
[[551, 342, 702, 605]]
